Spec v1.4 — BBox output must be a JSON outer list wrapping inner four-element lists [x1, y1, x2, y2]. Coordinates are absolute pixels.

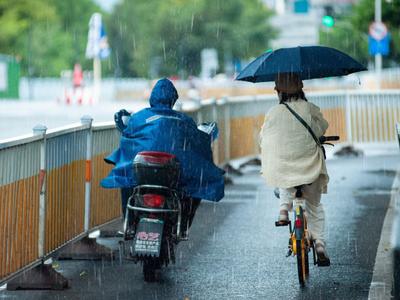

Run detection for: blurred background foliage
[[107, 0, 276, 77], [0, 0, 275, 78], [0, 0, 276, 78], [320, 0, 400, 67], [0, 0, 399, 78], [0, 0, 101, 76]]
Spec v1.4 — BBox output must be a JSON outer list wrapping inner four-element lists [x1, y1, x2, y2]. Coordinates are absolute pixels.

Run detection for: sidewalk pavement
[[368, 169, 399, 300]]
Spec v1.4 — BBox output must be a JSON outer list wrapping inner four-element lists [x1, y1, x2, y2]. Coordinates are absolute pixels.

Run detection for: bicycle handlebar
[[319, 136, 340, 143]]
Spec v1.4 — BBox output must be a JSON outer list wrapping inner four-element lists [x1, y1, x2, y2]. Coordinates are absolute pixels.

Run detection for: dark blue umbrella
[[236, 46, 367, 83]]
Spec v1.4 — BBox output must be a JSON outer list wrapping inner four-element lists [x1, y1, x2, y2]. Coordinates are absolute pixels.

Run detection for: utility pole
[[93, 57, 101, 104], [375, 0, 382, 89], [86, 13, 109, 103]]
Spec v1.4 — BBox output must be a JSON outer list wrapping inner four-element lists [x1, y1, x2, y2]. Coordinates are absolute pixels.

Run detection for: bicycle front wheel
[[296, 239, 308, 286]]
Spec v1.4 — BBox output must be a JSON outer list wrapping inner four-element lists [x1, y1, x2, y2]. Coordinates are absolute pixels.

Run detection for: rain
[[0, 0, 400, 300]]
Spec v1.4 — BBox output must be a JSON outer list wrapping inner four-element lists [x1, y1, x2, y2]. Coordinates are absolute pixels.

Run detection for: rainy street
[[2, 154, 397, 300], [2, 0, 400, 299]]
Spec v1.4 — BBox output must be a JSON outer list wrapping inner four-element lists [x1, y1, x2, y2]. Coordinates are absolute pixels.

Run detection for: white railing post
[[345, 91, 353, 143], [222, 97, 231, 163], [81, 115, 93, 232], [252, 96, 260, 156], [33, 124, 47, 258], [389, 96, 396, 140], [196, 98, 203, 124], [383, 94, 389, 142], [211, 98, 220, 164], [367, 94, 374, 142]]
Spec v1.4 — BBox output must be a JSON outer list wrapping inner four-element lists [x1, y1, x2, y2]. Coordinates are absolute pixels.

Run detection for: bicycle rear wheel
[[296, 239, 308, 286], [305, 244, 309, 278]]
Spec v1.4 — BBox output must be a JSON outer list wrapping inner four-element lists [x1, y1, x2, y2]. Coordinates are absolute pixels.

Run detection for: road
[[1, 154, 398, 299], [0, 100, 147, 140]]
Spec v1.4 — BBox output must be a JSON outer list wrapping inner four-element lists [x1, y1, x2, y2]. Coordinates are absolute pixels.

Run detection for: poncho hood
[[149, 78, 179, 108]]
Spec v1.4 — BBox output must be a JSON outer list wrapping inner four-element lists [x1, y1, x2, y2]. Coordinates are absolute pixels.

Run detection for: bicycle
[[275, 135, 339, 286], [275, 187, 316, 286]]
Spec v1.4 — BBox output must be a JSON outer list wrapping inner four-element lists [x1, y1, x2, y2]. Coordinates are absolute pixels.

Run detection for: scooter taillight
[[143, 194, 165, 208], [139, 151, 176, 164]]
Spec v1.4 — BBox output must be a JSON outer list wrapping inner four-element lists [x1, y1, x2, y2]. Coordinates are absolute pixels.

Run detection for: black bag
[[281, 102, 326, 160]]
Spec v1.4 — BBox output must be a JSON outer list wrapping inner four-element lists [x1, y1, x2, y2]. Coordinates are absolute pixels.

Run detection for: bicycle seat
[[294, 186, 303, 198]]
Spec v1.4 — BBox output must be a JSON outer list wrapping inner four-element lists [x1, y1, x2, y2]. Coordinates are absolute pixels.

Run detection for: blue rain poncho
[[101, 78, 225, 202]]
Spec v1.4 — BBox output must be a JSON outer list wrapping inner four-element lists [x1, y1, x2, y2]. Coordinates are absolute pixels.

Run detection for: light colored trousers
[[278, 178, 325, 245]]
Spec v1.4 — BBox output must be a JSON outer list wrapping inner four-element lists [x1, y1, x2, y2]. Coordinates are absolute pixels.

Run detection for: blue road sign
[[369, 34, 390, 56], [294, 0, 309, 13]]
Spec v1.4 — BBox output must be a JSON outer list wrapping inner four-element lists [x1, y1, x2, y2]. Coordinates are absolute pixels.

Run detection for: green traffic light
[[322, 15, 335, 28]]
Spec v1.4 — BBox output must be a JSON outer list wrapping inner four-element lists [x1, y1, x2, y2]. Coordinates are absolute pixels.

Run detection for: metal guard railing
[[1, 89, 400, 283]]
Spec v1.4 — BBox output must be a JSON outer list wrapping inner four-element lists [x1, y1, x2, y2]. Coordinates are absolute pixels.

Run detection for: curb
[[368, 169, 399, 299]]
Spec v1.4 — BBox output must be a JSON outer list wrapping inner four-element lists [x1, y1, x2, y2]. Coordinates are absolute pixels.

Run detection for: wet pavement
[[1, 155, 398, 300]]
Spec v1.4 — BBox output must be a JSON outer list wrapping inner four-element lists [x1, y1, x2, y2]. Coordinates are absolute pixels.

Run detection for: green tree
[[49, 0, 105, 72], [0, 0, 104, 77], [106, 1, 159, 77], [27, 23, 74, 76], [0, 0, 56, 52], [0, 0, 57, 69], [108, 0, 276, 78], [319, 21, 369, 66], [320, 0, 400, 66]]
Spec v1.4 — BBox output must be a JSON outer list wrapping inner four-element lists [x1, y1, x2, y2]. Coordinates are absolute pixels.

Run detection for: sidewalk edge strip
[[368, 169, 399, 299]]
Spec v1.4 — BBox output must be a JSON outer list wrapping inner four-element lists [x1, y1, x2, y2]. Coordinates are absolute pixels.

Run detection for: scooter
[[125, 150, 182, 282], [118, 121, 218, 282]]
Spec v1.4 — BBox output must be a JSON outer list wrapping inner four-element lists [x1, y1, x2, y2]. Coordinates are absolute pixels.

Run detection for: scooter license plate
[[133, 218, 163, 257]]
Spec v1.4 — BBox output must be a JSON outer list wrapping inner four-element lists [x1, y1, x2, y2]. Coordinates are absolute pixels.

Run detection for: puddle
[[353, 189, 393, 196], [365, 169, 397, 177]]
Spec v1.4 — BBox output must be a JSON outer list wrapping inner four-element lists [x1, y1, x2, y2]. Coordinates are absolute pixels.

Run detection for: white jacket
[[260, 99, 329, 192]]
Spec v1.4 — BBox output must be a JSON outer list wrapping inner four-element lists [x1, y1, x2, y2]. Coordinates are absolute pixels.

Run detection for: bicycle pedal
[[286, 249, 292, 257], [275, 220, 290, 227]]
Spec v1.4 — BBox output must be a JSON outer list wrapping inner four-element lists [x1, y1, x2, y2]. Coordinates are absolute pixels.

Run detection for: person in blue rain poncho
[[101, 78, 225, 231]]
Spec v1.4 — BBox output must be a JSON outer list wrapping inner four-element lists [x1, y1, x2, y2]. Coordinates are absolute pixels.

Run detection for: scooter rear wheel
[[143, 257, 161, 282]]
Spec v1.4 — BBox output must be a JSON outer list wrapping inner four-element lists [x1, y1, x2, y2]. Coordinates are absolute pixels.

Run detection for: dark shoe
[[188, 198, 201, 228], [179, 229, 189, 241], [315, 243, 330, 267], [179, 219, 189, 241]]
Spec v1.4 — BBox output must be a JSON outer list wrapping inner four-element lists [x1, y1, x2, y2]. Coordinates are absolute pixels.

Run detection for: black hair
[[278, 90, 308, 104]]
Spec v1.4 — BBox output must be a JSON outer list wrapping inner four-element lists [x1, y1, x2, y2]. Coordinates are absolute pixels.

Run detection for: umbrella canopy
[[236, 46, 367, 83]]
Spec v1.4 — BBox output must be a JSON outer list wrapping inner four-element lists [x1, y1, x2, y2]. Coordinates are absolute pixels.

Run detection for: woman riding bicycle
[[260, 73, 330, 264]]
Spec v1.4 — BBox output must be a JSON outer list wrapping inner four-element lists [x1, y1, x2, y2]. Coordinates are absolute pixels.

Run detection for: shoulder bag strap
[[281, 102, 321, 147]]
